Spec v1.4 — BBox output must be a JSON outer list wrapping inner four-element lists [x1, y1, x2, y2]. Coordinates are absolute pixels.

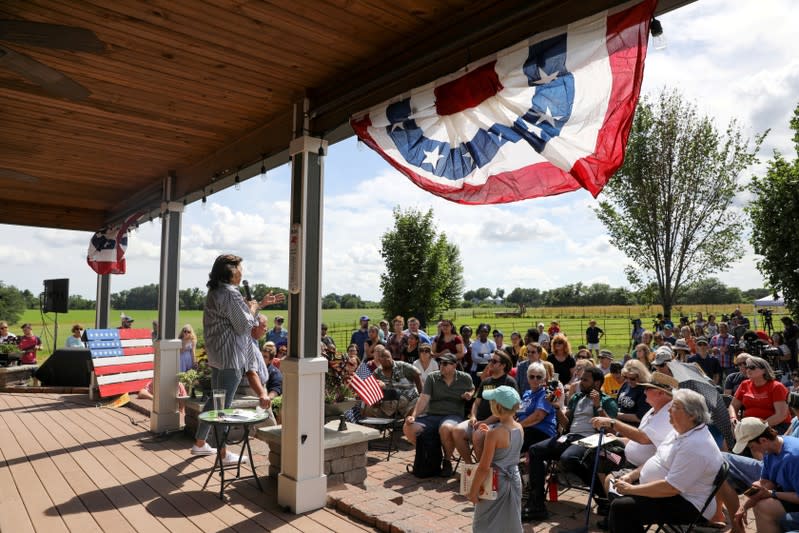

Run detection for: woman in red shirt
[[17, 323, 42, 365], [729, 355, 791, 433]]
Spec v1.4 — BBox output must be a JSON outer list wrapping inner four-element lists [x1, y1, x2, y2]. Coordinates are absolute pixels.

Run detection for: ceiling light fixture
[[650, 18, 666, 50]]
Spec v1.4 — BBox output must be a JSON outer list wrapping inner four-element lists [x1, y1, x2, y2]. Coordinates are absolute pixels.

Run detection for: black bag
[[580, 440, 628, 475], [407, 428, 442, 478]]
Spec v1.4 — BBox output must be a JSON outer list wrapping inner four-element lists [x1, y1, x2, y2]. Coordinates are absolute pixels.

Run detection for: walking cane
[[559, 427, 605, 533]]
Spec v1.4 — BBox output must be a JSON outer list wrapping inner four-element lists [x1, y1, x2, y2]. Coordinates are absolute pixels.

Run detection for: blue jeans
[[194, 367, 243, 443], [721, 452, 762, 492]]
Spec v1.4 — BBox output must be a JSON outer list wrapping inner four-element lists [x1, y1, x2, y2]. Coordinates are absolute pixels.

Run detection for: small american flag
[[350, 362, 384, 406]]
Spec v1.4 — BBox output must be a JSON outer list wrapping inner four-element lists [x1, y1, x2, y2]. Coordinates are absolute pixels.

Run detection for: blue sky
[[2, 0, 796, 302]]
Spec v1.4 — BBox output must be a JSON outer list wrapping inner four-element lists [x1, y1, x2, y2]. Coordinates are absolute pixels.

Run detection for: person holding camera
[[523, 367, 618, 520], [516, 362, 558, 451]]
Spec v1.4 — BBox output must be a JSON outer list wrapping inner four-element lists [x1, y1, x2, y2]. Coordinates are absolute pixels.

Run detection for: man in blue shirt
[[350, 315, 370, 357], [721, 418, 799, 533], [266, 315, 288, 346]]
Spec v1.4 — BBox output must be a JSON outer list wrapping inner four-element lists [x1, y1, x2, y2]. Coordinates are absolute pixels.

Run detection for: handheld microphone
[[243, 280, 252, 300]]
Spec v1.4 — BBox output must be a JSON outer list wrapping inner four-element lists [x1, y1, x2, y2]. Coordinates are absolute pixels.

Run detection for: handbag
[[459, 464, 498, 500]]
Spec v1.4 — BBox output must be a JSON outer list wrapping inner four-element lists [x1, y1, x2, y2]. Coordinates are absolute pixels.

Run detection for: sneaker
[[440, 459, 453, 477], [222, 452, 248, 466], [190, 443, 217, 456]]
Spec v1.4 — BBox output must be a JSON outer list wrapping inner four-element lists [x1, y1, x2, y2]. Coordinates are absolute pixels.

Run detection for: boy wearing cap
[[719, 417, 799, 533], [687, 337, 721, 385]]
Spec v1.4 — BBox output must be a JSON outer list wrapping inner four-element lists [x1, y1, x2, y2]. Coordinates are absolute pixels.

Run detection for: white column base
[[277, 356, 328, 513], [150, 339, 181, 434]]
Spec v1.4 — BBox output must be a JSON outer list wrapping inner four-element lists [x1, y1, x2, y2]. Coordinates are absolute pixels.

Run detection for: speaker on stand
[[43, 278, 69, 348]]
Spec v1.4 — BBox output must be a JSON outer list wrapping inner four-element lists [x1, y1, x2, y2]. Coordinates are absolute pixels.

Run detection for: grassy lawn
[[12, 302, 787, 366]]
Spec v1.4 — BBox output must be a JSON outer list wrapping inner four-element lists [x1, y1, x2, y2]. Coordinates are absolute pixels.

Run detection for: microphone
[[243, 280, 252, 301]]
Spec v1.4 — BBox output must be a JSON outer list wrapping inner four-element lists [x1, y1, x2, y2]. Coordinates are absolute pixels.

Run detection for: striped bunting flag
[[349, 361, 384, 406], [87, 328, 154, 397]]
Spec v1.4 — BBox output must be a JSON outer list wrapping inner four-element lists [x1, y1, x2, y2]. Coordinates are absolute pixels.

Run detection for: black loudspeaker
[[35, 349, 92, 386], [43, 278, 69, 313]]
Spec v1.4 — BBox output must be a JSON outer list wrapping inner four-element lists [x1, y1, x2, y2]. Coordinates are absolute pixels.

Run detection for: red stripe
[[122, 346, 154, 356], [93, 362, 154, 376], [570, 0, 654, 197], [99, 379, 151, 397], [435, 61, 502, 116], [350, 374, 384, 406], [118, 328, 153, 340]]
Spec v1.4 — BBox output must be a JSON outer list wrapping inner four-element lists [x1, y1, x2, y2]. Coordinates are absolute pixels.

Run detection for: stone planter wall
[[257, 421, 379, 487]]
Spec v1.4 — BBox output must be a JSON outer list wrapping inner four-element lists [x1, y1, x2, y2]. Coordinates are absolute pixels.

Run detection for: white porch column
[[151, 339, 181, 432], [278, 110, 329, 512], [151, 173, 183, 433]]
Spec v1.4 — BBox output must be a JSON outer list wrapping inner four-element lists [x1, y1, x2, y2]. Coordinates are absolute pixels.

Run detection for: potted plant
[[177, 368, 198, 398], [324, 357, 356, 418]]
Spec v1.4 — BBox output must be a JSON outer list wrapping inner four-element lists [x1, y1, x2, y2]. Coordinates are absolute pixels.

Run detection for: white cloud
[[3, 1, 789, 301]]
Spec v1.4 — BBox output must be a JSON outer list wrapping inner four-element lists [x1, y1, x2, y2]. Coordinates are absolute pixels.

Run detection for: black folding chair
[[648, 461, 729, 533], [359, 388, 404, 461]]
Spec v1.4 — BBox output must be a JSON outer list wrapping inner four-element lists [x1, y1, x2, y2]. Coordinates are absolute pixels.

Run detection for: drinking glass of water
[[212, 389, 226, 418]]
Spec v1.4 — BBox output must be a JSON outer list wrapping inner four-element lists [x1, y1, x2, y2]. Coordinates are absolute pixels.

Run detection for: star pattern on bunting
[[535, 106, 563, 127], [534, 67, 559, 85], [422, 147, 443, 169]]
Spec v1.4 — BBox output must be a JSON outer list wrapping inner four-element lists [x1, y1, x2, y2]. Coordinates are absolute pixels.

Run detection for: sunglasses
[[528, 375, 545, 380], [746, 365, 760, 370], [489, 359, 502, 365], [439, 361, 455, 366], [420, 348, 432, 353]]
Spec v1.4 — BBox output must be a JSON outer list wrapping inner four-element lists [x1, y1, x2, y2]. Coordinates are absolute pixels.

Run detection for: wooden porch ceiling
[[0, 0, 691, 231]]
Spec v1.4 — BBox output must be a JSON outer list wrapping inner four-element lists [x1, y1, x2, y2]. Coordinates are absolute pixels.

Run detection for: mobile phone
[[743, 486, 759, 497]]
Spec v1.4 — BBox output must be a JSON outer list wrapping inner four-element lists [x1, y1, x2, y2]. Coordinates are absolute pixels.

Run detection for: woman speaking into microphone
[[190, 254, 284, 464]]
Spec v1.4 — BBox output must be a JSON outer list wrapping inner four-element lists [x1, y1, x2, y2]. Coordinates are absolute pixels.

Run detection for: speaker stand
[[53, 312, 59, 350]]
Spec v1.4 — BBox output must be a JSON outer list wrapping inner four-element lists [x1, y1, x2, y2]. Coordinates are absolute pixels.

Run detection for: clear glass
[[212, 389, 226, 418]]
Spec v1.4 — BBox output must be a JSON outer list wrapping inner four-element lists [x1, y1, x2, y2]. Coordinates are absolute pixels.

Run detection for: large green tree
[[380, 207, 463, 327], [596, 89, 762, 319], [747, 102, 799, 316]]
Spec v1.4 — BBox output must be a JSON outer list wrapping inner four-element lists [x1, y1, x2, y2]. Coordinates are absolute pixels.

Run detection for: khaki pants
[[362, 396, 417, 419]]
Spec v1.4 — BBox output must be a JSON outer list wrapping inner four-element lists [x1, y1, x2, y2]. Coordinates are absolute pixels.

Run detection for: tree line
[[465, 279, 769, 308]]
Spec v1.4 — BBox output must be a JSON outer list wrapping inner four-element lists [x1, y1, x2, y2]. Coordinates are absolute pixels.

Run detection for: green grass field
[[11, 302, 787, 365]]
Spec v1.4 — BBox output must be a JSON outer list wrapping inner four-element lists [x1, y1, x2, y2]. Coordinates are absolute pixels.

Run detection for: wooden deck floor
[[0, 392, 373, 533]]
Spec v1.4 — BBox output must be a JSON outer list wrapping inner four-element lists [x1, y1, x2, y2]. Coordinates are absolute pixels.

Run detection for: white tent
[[753, 294, 784, 328]]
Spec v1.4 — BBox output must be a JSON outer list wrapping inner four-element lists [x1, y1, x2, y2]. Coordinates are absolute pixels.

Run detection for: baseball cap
[[482, 386, 521, 409], [653, 346, 673, 366], [437, 352, 457, 364], [639, 372, 678, 395], [492, 329, 504, 337], [275, 315, 285, 322], [120, 313, 134, 323], [695, 336, 709, 345], [359, 315, 370, 322], [732, 417, 769, 454], [537, 323, 545, 328], [598, 349, 614, 360]]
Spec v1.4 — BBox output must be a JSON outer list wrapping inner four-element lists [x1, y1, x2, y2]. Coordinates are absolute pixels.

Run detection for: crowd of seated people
[[244, 312, 799, 531]]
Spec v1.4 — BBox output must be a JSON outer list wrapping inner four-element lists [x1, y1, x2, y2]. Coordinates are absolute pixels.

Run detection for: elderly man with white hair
[[607, 388, 723, 533]]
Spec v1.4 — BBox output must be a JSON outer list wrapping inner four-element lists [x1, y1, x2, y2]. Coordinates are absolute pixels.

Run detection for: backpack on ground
[[407, 428, 442, 478]]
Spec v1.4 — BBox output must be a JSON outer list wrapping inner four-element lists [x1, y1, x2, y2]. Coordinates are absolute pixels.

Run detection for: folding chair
[[648, 461, 729, 533], [359, 388, 404, 461]]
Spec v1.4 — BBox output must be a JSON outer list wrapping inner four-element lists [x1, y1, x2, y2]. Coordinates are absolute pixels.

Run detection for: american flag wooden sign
[[87, 328, 154, 397]]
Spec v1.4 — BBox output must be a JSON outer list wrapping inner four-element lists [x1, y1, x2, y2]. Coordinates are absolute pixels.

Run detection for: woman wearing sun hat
[[468, 385, 523, 533]]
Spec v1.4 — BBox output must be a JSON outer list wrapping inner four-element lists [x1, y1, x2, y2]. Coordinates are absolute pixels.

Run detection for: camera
[[545, 379, 561, 399], [758, 309, 773, 317]]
